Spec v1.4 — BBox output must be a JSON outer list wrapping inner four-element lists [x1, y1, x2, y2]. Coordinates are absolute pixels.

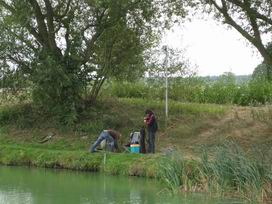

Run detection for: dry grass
[[157, 106, 272, 158]]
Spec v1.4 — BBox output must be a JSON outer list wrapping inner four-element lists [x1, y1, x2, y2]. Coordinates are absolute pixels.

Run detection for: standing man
[[90, 129, 121, 153], [144, 109, 158, 153]]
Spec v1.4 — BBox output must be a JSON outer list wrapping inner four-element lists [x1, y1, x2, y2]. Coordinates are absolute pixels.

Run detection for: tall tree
[[0, 0, 187, 122], [199, 0, 272, 79]]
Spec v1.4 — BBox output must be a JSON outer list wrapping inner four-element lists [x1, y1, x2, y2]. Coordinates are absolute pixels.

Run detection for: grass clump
[[201, 141, 271, 203], [158, 152, 204, 193], [156, 142, 271, 203]]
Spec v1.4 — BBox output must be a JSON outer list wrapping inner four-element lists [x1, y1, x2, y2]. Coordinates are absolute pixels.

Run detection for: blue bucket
[[130, 144, 140, 153]]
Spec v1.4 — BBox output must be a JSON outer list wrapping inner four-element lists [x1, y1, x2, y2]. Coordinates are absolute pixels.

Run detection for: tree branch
[[28, 0, 49, 46], [0, 0, 15, 12], [4, 27, 38, 52], [43, 0, 61, 56], [210, 0, 271, 63], [43, 0, 55, 35], [243, 0, 269, 61], [81, 29, 104, 65], [229, 0, 272, 25], [210, 0, 255, 45], [55, 0, 72, 19], [6, 54, 32, 74], [0, 0, 44, 46]]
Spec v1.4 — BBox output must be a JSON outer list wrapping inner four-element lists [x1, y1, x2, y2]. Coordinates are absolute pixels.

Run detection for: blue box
[[130, 144, 140, 153]]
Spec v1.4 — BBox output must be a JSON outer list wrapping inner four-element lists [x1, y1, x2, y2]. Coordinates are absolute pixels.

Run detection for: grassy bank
[[0, 97, 272, 203], [0, 144, 158, 177], [0, 97, 227, 156], [0, 143, 271, 203]]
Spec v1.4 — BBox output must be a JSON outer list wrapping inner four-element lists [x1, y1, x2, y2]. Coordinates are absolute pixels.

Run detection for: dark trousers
[[147, 130, 156, 153], [140, 128, 146, 153]]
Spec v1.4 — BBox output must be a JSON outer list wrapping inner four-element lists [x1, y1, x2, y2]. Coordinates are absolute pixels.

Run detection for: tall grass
[[157, 142, 271, 203], [158, 152, 204, 193], [201, 141, 271, 203], [105, 77, 272, 106], [158, 152, 184, 192]]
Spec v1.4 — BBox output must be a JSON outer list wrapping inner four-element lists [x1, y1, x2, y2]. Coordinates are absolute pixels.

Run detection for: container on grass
[[130, 144, 140, 153]]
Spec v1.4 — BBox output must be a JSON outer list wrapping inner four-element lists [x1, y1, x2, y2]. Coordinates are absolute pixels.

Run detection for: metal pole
[[163, 46, 169, 120]]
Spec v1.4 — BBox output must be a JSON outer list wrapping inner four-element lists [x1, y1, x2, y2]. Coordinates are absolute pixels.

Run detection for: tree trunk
[[264, 57, 272, 81]]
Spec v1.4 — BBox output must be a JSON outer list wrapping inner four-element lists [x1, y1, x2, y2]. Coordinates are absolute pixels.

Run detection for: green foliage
[[107, 81, 150, 98], [0, 0, 187, 122], [105, 73, 272, 106], [0, 104, 37, 128], [252, 64, 269, 80], [158, 152, 204, 193], [31, 55, 83, 125], [202, 72, 237, 104]]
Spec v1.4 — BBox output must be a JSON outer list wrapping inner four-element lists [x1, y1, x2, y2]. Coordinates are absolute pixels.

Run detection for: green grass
[[0, 97, 227, 151], [0, 143, 163, 181]]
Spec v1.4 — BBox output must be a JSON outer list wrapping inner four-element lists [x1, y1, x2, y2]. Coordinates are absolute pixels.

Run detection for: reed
[[201, 141, 271, 203]]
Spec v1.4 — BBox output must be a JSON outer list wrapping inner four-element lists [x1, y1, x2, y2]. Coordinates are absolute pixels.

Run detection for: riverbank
[[0, 144, 158, 177], [0, 142, 271, 203], [0, 97, 272, 203]]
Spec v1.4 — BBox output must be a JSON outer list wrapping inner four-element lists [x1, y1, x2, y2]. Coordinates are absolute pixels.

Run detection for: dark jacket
[[145, 113, 158, 132]]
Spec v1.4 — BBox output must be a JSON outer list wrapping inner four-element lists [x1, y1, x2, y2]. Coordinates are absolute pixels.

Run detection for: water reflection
[[0, 191, 33, 204], [0, 166, 242, 204]]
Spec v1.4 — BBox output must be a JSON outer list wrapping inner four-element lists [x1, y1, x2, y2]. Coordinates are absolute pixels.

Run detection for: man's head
[[145, 109, 153, 115]]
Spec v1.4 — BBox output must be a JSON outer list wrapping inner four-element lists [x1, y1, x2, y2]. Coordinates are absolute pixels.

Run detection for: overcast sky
[[163, 18, 263, 76]]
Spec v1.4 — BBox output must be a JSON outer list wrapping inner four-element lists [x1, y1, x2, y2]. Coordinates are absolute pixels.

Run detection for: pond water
[[0, 166, 242, 204]]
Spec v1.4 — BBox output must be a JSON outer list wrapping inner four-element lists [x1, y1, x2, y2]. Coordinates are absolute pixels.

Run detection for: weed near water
[[155, 142, 271, 203], [201, 141, 272, 203]]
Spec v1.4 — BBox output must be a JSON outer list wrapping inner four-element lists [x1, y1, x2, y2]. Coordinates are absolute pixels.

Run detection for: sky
[[163, 18, 263, 76]]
